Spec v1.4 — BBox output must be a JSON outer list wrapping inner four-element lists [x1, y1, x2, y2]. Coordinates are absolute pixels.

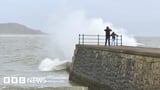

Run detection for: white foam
[[38, 58, 70, 71], [46, 10, 138, 59]]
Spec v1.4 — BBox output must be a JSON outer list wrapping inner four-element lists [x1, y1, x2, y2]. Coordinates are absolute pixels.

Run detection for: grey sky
[[0, 0, 160, 36]]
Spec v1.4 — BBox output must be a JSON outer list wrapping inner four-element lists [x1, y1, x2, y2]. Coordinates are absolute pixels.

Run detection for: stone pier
[[69, 45, 160, 90]]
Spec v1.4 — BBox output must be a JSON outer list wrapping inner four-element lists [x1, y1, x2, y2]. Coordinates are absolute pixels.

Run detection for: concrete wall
[[2, 86, 88, 90], [69, 45, 160, 90]]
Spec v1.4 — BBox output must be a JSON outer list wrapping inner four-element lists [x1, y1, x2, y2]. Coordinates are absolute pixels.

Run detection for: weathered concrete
[[1, 86, 88, 90], [69, 45, 160, 90]]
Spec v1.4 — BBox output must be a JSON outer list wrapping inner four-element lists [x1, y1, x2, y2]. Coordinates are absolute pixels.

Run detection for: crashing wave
[[38, 58, 71, 71]]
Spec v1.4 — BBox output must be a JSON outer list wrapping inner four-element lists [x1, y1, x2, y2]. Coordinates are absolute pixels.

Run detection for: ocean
[[136, 37, 160, 48], [0, 35, 74, 90], [0, 35, 159, 90]]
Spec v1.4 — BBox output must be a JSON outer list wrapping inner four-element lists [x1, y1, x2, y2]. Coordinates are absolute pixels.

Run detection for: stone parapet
[[69, 45, 160, 90]]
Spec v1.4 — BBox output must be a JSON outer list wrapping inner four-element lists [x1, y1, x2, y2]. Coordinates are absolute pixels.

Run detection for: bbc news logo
[[3, 77, 47, 84]]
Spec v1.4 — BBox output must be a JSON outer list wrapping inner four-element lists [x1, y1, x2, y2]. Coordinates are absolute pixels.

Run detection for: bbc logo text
[[3, 77, 47, 84]]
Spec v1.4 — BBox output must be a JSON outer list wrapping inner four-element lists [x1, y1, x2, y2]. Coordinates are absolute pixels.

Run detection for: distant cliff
[[0, 23, 45, 34]]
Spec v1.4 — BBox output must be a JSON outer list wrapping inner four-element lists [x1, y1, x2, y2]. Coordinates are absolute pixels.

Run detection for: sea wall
[[2, 86, 88, 90], [69, 45, 160, 90]]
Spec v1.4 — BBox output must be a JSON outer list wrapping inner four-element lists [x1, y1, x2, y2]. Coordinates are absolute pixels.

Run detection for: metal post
[[121, 35, 122, 46], [98, 34, 99, 46], [82, 34, 84, 45], [79, 34, 81, 44], [116, 36, 118, 46]]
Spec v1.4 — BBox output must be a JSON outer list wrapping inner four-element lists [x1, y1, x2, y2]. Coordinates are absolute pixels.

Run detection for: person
[[104, 26, 112, 46], [111, 32, 118, 45]]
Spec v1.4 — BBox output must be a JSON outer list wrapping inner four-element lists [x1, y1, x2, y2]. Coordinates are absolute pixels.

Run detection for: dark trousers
[[105, 37, 110, 46]]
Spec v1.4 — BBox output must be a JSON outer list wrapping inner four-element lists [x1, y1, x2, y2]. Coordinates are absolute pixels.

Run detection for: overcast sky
[[0, 0, 160, 36]]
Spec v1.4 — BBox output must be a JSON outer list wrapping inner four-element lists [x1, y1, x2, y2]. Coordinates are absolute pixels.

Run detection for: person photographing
[[104, 26, 112, 46]]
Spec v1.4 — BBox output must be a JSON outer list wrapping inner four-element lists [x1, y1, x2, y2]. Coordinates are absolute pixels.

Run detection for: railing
[[78, 34, 122, 46]]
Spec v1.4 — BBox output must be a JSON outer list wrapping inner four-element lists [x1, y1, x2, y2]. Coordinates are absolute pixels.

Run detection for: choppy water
[[136, 37, 160, 48], [0, 35, 159, 89], [0, 35, 74, 89]]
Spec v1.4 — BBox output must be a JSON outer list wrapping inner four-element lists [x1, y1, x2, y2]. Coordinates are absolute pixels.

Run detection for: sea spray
[[46, 10, 138, 59], [86, 18, 138, 46], [38, 58, 71, 71]]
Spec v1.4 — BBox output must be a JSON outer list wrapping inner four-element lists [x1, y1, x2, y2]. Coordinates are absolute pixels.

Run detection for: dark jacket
[[111, 32, 118, 39], [104, 27, 112, 38]]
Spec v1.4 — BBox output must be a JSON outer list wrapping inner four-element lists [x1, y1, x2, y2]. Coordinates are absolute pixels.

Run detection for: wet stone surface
[[70, 45, 160, 90]]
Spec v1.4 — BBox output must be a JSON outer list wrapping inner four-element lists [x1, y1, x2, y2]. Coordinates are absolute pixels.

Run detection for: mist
[[45, 5, 138, 59]]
